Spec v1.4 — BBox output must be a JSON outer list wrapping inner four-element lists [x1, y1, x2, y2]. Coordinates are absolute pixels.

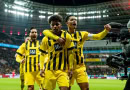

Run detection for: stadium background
[[0, 0, 130, 90]]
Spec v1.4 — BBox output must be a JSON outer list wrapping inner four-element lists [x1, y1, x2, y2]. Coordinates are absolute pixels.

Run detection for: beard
[[31, 35, 37, 41]]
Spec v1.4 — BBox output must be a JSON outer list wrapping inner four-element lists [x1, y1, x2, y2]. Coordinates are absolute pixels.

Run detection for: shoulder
[[20, 43, 26, 47], [41, 36, 48, 43]]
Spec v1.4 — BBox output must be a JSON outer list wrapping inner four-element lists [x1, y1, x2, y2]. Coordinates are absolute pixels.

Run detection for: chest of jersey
[[25, 41, 40, 56]]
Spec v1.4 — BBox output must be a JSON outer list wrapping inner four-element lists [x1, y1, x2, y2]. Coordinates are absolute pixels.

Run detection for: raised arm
[[83, 24, 111, 41]]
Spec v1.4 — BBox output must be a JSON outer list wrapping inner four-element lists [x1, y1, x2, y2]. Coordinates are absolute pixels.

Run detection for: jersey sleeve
[[39, 37, 48, 70], [16, 43, 25, 63], [43, 29, 60, 40], [82, 29, 109, 41]]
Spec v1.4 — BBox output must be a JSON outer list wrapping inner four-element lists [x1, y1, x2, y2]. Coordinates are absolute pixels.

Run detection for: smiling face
[[66, 16, 77, 29]]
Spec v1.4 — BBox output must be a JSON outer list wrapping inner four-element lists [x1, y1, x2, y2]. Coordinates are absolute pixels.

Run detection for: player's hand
[[40, 69, 45, 77], [104, 24, 111, 31], [57, 38, 66, 46], [20, 59, 25, 64], [68, 69, 73, 79]]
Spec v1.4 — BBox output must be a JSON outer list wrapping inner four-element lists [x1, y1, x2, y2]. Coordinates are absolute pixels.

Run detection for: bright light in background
[[17, 32, 20, 35], [40, 32, 42, 36], [4, 4, 8, 7], [25, 32, 27, 36], [48, 12, 53, 14], [5, 9, 29, 16], [66, 13, 77, 15], [12, 5, 29, 12], [78, 17, 85, 19], [10, 30, 13, 35], [54, 12, 58, 14], [5, 9, 8, 12], [30, 14, 33, 17], [14, 0, 26, 6], [78, 12, 87, 15], [39, 15, 45, 19], [48, 16, 51, 19], [66, 13, 72, 15], [78, 15, 102, 19], [39, 11, 46, 13], [2, 30, 5, 33], [103, 15, 109, 17], [2, 26, 5, 33], [87, 11, 101, 14]]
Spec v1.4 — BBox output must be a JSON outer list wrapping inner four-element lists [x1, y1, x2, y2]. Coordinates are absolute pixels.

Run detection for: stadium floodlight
[[24, 13, 29, 16], [87, 11, 101, 14], [39, 15, 45, 19], [103, 15, 109, 17], [66, 13, 73, 15], [12, 5, 29, 12], [39, 11, 46, 13], [48, 16, 51, 19], [54, 12, 58, 15], [14, 1, 26, 6], [17, 11, 25, 16], [5, 9, 29, 16], [10, 10, 17, 14], [78, 12, 87, 15], [30, 14, 33, 17], [4, 9, 8, 12], [4, 4, 8, 7], [78, 17, 85, 20], [103, 10, 107, 13], [48, 12, 53, 14], [73, 13, 78, 15]]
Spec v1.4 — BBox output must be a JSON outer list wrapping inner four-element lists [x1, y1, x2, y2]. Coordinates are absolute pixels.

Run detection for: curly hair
[[48, 15, 63, 24]]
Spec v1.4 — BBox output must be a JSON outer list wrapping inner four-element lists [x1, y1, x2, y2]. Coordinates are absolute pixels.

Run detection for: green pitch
[[0, 78, 126, 90]]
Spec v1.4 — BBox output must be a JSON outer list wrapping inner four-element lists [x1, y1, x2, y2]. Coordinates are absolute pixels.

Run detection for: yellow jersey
[[43, 29, 109, 69], [16, 40, 40, 72], [69, 30, 108, 68], [40, 30, 74, 70]]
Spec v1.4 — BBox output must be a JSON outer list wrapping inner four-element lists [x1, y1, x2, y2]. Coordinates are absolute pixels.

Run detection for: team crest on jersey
[[29, 49, 36, 55], [54, 43, 62, 51]]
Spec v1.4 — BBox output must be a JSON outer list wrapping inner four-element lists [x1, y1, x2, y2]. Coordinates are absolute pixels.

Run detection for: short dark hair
[[28, 27, 36, 34], [65, 15, 74, 22], [48, 15, 63, 24]]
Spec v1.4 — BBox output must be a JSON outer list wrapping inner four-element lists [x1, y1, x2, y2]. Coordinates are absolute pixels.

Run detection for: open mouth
[[73, 23, 76, 26]]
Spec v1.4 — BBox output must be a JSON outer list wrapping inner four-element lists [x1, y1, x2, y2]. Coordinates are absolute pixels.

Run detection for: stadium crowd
[[0, 47, 19, 74]]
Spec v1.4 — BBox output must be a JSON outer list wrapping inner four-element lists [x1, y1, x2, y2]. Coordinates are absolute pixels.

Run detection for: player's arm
[[15, 43, 25, 63], [43, 29, 60, 40], [43, 29, 65, 45], [83, 24, 111, 41], [39, 37, 48, 77]]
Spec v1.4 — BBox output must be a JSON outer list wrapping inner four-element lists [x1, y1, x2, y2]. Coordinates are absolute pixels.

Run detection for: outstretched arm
[[83, 24, 111, 41]]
